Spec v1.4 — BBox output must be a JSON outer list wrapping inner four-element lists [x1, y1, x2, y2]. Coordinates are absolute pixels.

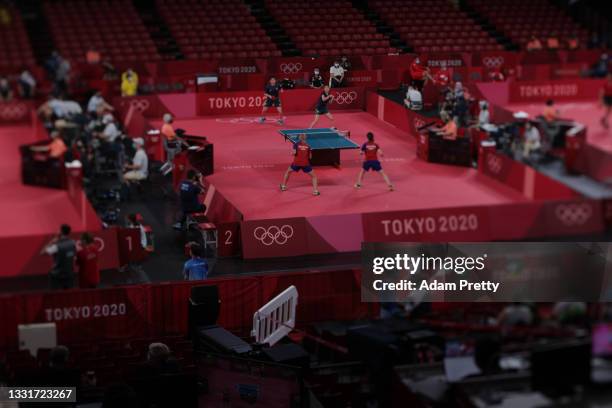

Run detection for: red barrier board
[[240, 217, 308, 259], [197, 87, 366, 116], [508, 78, 605, 103], [18, 286, 149, 344], [362, 206, 491, 242], [0, 269, 376, 350], [0, 101, 34, 123]]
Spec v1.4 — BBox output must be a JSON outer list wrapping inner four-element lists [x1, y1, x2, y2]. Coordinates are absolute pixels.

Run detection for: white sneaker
[[280, 184, 287, 191], [258, 117, 265, 123], [313, 190, 320, 196], [354, 183, 361, 189]]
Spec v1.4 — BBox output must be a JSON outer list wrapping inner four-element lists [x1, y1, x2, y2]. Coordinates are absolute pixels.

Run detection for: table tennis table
[[279, 128, 360, 167]]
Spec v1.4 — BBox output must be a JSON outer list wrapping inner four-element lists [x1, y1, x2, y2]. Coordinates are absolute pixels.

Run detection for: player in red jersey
[[280, 134, 320, 196], [354, 132, 394, 191], [600, 71, 612, 129]]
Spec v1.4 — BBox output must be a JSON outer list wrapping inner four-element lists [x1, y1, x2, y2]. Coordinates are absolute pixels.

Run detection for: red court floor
[[155, 112, 529, 220], [507, 102, 612, 154], [0, 125, 88, 238]]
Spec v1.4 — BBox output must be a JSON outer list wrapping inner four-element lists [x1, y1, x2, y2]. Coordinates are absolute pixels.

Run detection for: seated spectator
[[340, 55, 351, 71], [98, 113, 120, 143], [523, 121, 541, 158], [18, 67, 36, 98], [0, 76, 12, 101], [590, 53, 609, 78], [477, 101, 490, 127], [437, 114, 459, 140], [526, 36, 543, 51], [404, 85, 423, 110], [310, 68, 325, 89], [329, 60, 344, 88], [409, 57, 429, 91], [433, 61, 451, 89], [121, 68, 139, 97], [453, 95, 469, 127], [86, 47, 101, 65], [39, 95, 83, 122], [77, 232, 100, 289], [567, 35, 580, 50], [122, 138, 148, 184], [87, 90, 113, 117], [546, 33, 560, 50], [183, 243, 208, 280], [542, 99, 558, 123], [30, 130, 67, 159], [143, 343, 181, 376]]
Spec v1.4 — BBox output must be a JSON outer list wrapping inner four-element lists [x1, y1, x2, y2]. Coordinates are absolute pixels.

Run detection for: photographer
[[310, 68, 325, 89]]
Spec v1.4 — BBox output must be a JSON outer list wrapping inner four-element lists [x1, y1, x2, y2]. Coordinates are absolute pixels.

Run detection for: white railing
[[251, 285, 298, 346]]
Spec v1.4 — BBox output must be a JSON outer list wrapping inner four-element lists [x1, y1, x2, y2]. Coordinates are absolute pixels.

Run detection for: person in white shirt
[[123, 138, 148, 182], [523, 121, 541, 158], [478, 101, 490, 126], [87, 91, 113, 117], [100, 113, 120, 143], [329, 61, 344, 88], [404, 85, 422, 110], [18, 68, 36, 98]]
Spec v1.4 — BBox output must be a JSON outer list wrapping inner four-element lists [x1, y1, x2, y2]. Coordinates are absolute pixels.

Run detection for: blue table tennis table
[[279, 128, 360, 167]]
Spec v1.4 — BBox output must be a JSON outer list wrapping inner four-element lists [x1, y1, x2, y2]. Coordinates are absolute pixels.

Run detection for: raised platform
[[156, 111, 605, 259], [506, 101, 612, 183]]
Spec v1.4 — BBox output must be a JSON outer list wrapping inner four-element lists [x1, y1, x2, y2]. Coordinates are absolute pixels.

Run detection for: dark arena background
[[1, 0, 612, 406]]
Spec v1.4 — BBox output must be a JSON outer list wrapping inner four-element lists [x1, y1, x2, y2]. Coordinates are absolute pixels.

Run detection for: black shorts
[[264, 97, 281, 108], [315, 105, 329, 115], [604, 95, 612, 107]]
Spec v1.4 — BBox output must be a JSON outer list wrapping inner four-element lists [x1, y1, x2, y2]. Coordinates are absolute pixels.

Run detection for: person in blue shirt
[[173, 170, 206, 229], [183, 243, 208, 280]]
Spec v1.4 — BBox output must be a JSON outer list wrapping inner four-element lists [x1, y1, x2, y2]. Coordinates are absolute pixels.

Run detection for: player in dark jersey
[[259, 77, 284, 124], [309, 85, 335, 128], [354, 132, 394, 191], [600, 71, 612, 129], [280, 133, 320, 196]]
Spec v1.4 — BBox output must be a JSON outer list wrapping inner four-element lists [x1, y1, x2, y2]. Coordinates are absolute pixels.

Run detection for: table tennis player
[[259, 76, 284, 124], [354, 132, 394, 191], [309, 85, 335, 128], [280, 133, 320, 196]]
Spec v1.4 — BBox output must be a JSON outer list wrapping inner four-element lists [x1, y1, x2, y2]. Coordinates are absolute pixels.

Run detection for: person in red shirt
[[76, 233, 100, 289], [601, 72, 612, 129], [280, 134, 320, 196], [354, 132, 394, 191], [409, 57, 430, 92]]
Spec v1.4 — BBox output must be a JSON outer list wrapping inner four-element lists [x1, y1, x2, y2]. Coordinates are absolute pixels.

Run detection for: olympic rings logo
[[332, 91, 358, 105], [280, 63, 302, 74], [129, 99, 150, 112], [0, 103, 28, 120], [253, 225, 294, 246], [555, 203, 593, 226], [482, 56, 504, 68], [486, 154, 503, 174]]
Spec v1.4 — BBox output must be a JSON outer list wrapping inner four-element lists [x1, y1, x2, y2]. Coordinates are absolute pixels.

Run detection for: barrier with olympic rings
[[197, 87, 366, 116]]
